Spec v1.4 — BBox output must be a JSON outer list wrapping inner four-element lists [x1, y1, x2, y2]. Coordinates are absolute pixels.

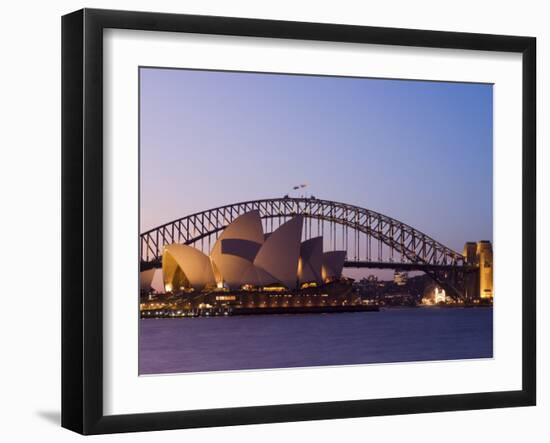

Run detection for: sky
[[140, 67, 493, 278]]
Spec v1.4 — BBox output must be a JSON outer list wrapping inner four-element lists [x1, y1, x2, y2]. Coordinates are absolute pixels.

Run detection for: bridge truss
[[140, 197, 475, 298]]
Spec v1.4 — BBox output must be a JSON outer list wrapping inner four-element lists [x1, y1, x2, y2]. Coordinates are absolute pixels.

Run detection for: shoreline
[[140, 303, 492, 319]]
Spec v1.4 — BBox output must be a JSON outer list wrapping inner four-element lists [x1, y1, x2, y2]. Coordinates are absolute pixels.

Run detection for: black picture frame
[[62, 8, 536, 435]]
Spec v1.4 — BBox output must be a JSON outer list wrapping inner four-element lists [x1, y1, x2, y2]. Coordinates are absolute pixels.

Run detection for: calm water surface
[[139, 307, 493, 375]]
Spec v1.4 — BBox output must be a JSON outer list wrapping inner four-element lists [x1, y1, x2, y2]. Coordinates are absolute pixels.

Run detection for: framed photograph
[[61, 8, 536, 435]]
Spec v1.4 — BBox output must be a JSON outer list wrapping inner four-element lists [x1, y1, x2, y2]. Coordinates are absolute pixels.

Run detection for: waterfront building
[[393, 270, 408, 286], [154, 210, 347, 293], [434, 287, 447, 304], [137, 211, 361, 316]]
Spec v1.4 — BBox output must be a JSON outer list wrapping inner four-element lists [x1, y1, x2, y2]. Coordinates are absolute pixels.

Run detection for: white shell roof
[[254, 215, 303, 290], [210, 210, 264, 289], [162, 244, 215, 291], [298, 237, 323, 284], [322, 251, 346, 280], [160, 211, 346, 291], [140, 268, 156, 291]]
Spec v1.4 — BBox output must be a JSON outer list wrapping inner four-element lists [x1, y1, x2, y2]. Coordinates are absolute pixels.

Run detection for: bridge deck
[[141, 259, 475, 273], [344, 261, 477, 272]]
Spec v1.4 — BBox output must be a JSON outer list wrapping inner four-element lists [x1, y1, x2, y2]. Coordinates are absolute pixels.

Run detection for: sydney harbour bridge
[[140, 197, 481, 299]]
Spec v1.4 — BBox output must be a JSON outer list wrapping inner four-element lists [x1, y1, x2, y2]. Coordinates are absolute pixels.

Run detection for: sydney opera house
[[140, 211, 370, 316], [163, 210, 346, 292]]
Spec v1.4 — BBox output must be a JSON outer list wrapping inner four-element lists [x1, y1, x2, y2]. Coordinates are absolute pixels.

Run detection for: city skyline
[[140, 67, 493, 259]]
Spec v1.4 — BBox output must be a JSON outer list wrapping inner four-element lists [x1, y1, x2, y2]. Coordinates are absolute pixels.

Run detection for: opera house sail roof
[[147, 210, 346, 293]]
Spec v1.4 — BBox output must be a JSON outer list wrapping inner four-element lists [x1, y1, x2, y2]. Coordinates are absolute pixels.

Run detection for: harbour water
[[139, 306, 493, 375]]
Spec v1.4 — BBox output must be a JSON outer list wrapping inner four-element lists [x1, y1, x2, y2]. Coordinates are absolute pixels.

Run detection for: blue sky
[[140, 67, 492, 258]]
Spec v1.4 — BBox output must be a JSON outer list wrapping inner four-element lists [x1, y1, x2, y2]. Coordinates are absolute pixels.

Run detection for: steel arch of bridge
[[140, 197, 465, 267]]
